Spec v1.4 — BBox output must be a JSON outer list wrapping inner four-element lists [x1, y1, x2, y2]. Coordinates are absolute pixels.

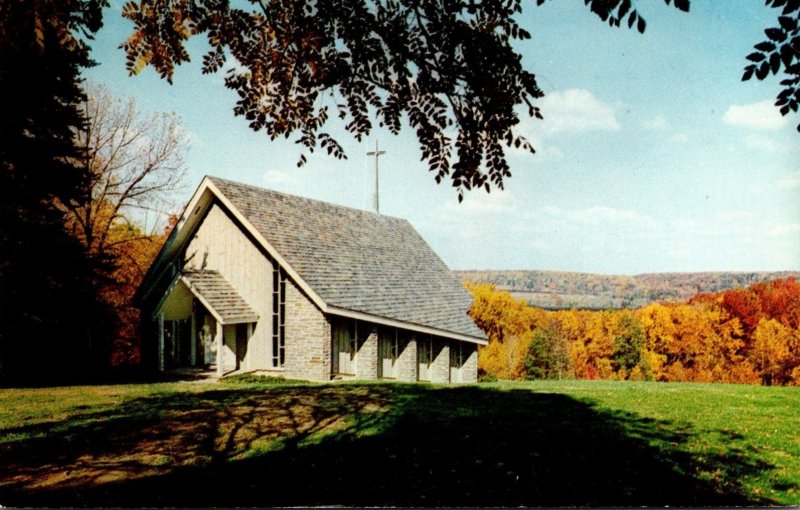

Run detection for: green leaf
[[766, 27, 787, 43], [770, 52, 782, 74], [778, 16, 797, 31], [755, 41, 776, 52], [674, 0, 690, 12], [757, 61, 771, 79]]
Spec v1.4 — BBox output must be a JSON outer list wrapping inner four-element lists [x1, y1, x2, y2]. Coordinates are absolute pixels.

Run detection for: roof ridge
[[206, 175, 409, 223]]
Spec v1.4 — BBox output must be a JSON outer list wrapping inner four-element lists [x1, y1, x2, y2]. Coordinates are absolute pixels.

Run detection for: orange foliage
[[65, 207, 174, 366], [466, 278, 800, 386], [103, 221, 171, 365]]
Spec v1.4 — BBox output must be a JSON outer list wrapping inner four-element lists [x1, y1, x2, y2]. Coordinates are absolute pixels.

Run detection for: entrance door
[[236, 323, 248, 369], [332, 320, 356, 375], [202, 314, 216, 365]]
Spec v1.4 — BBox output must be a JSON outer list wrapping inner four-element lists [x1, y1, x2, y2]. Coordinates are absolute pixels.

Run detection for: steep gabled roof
[[208, 177, 485, 342]]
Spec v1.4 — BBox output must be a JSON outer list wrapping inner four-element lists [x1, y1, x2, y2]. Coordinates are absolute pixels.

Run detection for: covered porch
[[155, 270, 259, 377]]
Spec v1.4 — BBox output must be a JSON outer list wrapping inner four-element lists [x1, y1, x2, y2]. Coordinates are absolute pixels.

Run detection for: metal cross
[[366, 140, 385, 214]]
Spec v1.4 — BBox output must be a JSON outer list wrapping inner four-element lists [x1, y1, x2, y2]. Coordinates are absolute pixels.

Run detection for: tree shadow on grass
[[0, 383, 777, 507]]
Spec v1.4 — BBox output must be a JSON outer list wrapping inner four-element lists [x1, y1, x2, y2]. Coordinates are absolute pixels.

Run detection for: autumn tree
[[58, 84, 188, 366], [720, 288, 764, 336], [525, 319, 571, 380], [611, 312, 649, 380], [117, 0, 798, 197], [750, 317, 798, 385], [753, 277, 800, 329], [466, 283, 539, 344], [0, 0, 110, 382], [467, 283, 541, 379], [64, 83, 187, 262], [116, 0, 684, 198], [104, 218, 174, 365]]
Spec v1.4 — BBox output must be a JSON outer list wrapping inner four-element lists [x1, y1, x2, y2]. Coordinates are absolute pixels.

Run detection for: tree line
[[456, 270, 800, 310], [467, 277, 800, 385]]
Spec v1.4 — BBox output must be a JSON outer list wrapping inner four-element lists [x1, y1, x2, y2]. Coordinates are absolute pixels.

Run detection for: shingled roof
[[181, 270, 258, 324], [208, 177, 485, 341]]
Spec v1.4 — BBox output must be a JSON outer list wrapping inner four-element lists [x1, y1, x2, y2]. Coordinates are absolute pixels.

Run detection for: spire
[[366, 140, 385, 214]]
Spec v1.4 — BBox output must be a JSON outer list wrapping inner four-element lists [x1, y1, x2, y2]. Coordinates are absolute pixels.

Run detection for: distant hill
[[455, 270, 800, 310]]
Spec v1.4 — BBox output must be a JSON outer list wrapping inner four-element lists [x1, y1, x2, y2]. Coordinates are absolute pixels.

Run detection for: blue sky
[[83, 0, 799, 274]]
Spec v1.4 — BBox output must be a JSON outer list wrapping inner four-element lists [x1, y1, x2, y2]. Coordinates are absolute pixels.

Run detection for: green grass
[[494, 380, 800, 503], [0, 378, 797, 506]]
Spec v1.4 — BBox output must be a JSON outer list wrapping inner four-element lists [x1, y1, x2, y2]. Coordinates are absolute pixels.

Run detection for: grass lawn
[[0, 377, 797, 506]]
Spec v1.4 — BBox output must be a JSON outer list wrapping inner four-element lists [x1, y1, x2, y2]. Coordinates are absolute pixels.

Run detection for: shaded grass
[[0, 379, 796, 506]]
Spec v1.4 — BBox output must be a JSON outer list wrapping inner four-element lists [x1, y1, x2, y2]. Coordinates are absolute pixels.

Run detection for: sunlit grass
[[0, 378, 797, 506]]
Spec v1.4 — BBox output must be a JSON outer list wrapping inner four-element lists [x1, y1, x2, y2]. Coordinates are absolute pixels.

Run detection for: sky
[[83, 0, 800, 275]]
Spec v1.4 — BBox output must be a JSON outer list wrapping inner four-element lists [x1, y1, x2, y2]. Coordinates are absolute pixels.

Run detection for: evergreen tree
[[0, 0, 111, 382], [525, 321, 571, 380], [612, 313, 649, 379]]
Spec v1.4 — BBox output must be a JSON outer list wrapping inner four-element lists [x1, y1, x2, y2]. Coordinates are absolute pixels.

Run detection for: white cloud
[[532, 205, 653, 229], [261, 168, 304, 194], [263, 169, 294, 185], [538, 89, 620, 134], [440, 188, 517, 216], [779, 171, 800, 190], [723, 100, 788, 130], [714, 211, 752, 222], [744, 134, 782, 152], [769, 223, 800, 237], [670, 132, 690, 144], [644, 115, 669, 130], [563, 206, 639, 224]]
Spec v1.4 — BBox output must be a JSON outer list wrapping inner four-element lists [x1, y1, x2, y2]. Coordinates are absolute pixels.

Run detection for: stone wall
[[397, 335, 417, 382], [461, 341, 478, 383], [284, 279, 331, 381], [282, 298, 480, 385], [355, 324, 378, 379], [429, 339, 450, 384]]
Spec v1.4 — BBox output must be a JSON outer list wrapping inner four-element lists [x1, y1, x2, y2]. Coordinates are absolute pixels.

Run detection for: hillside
[[455, 270, 800, 310]]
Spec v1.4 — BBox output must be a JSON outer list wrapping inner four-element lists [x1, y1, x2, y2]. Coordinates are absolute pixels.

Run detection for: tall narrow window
[[272, 259, 287, 368]]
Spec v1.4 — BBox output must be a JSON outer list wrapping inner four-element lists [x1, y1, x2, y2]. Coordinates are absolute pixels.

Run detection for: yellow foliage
[[628, 366, 647, 381], [595, 358, 616, 380], [637, 303, 675, 354], [723, 361, 761, 385], [477, 333, 531, 380], [789, 366, 800, 386], [466, 283, 536, 344], [751, 318, 794, 384], [643, 349, 667, 381]]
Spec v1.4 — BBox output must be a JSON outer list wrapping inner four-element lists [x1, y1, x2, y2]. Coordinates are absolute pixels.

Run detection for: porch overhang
[[155, 270, 259, 325], [181, 270, 259, 325]]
